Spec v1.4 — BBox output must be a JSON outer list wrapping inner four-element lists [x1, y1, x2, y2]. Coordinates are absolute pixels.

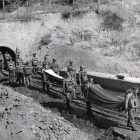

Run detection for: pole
[[3, 0, 5, 19], [97, 0, 100, 13], [26, 0, 29, 14]]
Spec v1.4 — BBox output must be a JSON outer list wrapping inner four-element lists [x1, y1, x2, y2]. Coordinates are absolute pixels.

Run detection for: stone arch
[[0, 46, 16, 61]]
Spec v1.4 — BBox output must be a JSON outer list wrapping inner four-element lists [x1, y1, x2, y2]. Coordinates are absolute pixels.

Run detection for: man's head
[[17, 61, 20, 65], [33, 53, 36, 56], [89, 78, 93, 84], [132, 86, 139, 95], [80, 65, 84, 71], [70, 61, 73, 65], [126, 89, 133, 95], [0, 51, 2, 55], [44, 55, 48, 60], [52, 58, 56, 62]]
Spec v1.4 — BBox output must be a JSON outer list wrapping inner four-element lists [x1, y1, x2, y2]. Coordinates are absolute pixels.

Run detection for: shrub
[[38, 34, 52, 50], [101, 10, 124, 31], [72, 10, 87, 19], [61, 10, 71, 20], [16, 12, 35, 22]]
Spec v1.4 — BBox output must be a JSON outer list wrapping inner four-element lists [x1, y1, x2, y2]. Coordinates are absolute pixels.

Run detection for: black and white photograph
[[0, 0, 140, 139]]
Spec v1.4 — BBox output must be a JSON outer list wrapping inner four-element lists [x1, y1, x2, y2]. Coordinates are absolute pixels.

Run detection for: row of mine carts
[[42, 69, 140, 126]]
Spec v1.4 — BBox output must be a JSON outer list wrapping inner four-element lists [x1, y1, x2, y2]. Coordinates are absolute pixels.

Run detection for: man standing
[[7, 57, 16, 83], [78, 66, 88, 96], [24, 61, 32, 88], [42, 55, 50, 69], [16, 54, 23, 66], [125, 87, 139, 131], [32, 53, 38, 75], [16, 61, 24, 85], [4, 52, 11, 70], [51, 58, 59, 75], [63, 72, 76, 109], [67, 61, 76, 80], [0, 51, 4, 71], [41, 57, 51, 91]]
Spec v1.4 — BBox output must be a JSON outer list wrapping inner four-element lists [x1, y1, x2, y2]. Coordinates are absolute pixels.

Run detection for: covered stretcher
[[43, 69, 64, 92], [86, 84, 126, 109]]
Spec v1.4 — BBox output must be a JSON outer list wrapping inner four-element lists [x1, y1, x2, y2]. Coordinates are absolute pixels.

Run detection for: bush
[[101, 10, 124, 31], [72, 10, 87, 19], [16, 12, 35, 22], [61, 10, 71, 20], [38, 34, 52, 50]]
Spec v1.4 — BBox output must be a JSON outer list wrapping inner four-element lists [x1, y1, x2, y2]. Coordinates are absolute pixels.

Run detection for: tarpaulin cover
[[87, 84, 126, 109]]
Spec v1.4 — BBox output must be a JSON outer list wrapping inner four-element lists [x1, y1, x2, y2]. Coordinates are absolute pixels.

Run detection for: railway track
[[1, 72, 140, 127]]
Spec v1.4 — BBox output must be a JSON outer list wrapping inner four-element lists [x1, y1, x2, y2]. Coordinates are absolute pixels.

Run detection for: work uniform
[[63, 77, 76, 109], [42, 62, 51, 91], [5, 53, 11, 70], [16, 48, 20, 56], [24, 64, 32, 87], [16, 64, 24, 85], [51, 62, 59, 74], [7, 60, 16, 83], [32, 56, 38, 75], [127, 94, 137, 130], [16, 57, 23, 66], [0, 53, 4, 71], [67, 65, 76, 80], [78, 70, 88, 96]]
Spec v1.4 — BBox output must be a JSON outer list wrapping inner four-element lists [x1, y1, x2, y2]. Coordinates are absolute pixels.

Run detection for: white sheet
[[43, 69, 64, 80]]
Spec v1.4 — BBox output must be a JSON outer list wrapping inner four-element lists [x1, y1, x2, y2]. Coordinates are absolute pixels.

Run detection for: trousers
[[127, 109, 136, 129], [25, 74, 32, 87]]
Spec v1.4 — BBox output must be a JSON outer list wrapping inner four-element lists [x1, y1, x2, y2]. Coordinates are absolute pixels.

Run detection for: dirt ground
[[0, 74, 108, 140]]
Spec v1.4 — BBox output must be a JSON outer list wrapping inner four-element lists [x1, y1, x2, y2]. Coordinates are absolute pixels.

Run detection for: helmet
[[53, 58, 56, 61], [70, 60, 73, 63], [80, 65, 84, 69], [132, 86, 139, 91]]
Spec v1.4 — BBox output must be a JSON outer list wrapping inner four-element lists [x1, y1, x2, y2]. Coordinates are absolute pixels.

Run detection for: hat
[[80, 65, 84, 69], [70, 60, 73, 63], [44, 55, 48, 59], [126, 89, 133, 94], [53, 58, 56, 61], [33, 53, 36, 55], [132, 86, 139, 91]]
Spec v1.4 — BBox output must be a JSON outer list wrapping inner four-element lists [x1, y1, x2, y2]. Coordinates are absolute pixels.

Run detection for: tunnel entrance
[[0, 46, 16, 61], [0, 46, 16, 71]]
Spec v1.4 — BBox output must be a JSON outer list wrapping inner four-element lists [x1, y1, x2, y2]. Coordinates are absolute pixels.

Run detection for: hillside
[[0, 85, 100, 140], [1, 0, 140, 77]]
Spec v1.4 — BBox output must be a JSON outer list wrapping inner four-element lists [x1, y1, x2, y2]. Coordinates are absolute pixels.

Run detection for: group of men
[[0, 50, 139, 132], [0, 50, 32, 87]]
